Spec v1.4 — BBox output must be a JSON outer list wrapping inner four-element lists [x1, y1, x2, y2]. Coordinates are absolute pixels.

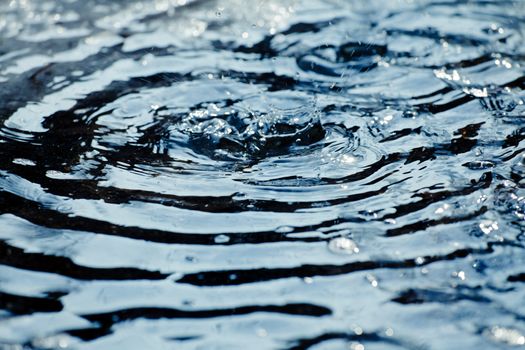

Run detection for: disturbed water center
[[0, 0, 525, 349]]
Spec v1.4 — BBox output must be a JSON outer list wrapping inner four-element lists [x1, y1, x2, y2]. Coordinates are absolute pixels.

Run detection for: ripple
[[1, 0, 525, 349]]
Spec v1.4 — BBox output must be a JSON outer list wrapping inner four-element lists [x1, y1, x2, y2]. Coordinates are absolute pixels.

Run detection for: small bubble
[[501, 59, 512, 68]]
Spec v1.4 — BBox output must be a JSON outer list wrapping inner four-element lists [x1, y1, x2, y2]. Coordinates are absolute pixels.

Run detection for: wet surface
[[1, 0, 525, 349]]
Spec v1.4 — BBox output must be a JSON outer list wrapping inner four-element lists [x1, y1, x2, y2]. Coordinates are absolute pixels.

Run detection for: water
[[0, 0, 525, 349]]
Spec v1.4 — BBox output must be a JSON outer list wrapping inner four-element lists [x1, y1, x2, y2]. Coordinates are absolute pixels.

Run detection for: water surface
[[1, 0, 525, 349]]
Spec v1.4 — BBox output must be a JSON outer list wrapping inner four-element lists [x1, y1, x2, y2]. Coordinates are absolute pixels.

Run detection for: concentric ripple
[[1, 0, 525, 349]]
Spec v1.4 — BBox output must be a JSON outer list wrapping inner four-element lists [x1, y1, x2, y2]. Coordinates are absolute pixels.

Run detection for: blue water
[[0, 0, 525, 349]]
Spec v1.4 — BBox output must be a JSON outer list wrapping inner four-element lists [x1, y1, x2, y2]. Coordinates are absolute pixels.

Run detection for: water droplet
[[366, 274, 378, 287], [350, 343, 365, 350], [486, 326, 525, 345], [328, 237, 359, 255], [463, 87, 488, 98], [434, 203, 450, 214], [452, 270, 466, 281], [479, 220, 498, 234]]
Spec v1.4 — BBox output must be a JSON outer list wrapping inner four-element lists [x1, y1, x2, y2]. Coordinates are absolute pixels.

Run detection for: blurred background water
[[0, 0, 525, 349]]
